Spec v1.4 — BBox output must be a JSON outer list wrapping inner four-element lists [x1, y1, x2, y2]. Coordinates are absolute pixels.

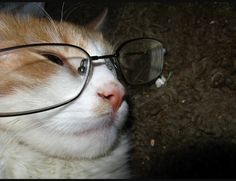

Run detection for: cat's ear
[[86, 8, 108, 30]]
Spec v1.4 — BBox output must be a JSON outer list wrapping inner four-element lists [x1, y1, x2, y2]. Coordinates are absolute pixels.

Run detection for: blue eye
[[42, 53, 64, 66]]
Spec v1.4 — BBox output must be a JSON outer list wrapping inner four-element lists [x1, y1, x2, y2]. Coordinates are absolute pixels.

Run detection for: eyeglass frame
[[0, 37, 166, 117]]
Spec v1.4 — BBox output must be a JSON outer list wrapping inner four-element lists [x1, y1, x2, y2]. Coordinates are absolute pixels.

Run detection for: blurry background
[[1, 0, 236, 178]]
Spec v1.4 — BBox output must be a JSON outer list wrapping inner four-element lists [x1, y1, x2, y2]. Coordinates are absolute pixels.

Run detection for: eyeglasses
[[0, 37, 166, 117]]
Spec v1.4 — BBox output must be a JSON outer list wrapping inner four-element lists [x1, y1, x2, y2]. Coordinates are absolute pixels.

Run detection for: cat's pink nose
[[97, 83, 125, 112]]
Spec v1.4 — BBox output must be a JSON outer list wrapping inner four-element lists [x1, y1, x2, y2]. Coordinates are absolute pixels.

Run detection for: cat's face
[[0, 14, 128, 158]]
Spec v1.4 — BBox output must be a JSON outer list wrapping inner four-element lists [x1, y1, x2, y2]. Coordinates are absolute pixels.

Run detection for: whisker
[[64, 2, 90, 22], [64, 3, 82, 21], [60, 2, 65, 23], [32, 3, 59, 36]]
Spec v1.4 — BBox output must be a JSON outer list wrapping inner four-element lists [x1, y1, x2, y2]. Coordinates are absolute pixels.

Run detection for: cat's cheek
[[113, 101, 129, 128], [21, 101, 129, 158]]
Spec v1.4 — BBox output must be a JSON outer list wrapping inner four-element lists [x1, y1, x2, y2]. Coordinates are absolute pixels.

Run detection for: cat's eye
[[41, 53, 64, 66]]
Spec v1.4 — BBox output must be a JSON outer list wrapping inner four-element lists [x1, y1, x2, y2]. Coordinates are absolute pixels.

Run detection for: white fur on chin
[[19, 101, 129, 159]]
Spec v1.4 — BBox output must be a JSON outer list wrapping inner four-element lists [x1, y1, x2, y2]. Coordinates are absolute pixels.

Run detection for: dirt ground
[[45, 1, 236, 178]]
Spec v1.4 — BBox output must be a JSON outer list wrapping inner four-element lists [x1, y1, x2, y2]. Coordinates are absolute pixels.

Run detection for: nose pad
[[105, 58, 117, 77], [97, 83, 125, 112]]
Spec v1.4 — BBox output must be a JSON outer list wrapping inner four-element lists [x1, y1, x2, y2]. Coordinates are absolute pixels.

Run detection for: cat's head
[[0, 12, 128, 158]]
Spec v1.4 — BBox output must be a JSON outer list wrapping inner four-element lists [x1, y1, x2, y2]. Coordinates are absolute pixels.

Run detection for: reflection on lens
[[0, 44, 89, 116], [118, 38, 164, 85]]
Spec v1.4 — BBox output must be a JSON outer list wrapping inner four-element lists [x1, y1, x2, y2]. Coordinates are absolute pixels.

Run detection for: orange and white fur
[[0, 12, 130, 178]]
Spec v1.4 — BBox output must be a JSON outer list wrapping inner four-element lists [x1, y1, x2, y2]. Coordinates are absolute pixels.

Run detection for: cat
[[0, 10, 130, 178]]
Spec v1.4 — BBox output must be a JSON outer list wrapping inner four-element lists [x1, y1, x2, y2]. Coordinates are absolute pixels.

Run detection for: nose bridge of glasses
[[90, 54, 116, 60], [90, 54, 118, 71]]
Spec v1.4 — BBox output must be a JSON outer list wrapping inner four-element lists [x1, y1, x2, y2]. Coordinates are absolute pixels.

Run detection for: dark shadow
[[44, 0, 123, 26], [144, 140, 236, 178]]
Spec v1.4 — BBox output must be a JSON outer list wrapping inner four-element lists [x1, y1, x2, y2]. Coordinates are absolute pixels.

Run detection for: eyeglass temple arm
[[90, 46, 167, 61], [90, 54, 117, 61]]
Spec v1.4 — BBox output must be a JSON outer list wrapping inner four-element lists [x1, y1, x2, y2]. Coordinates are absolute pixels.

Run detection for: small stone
[[210, 72, 225, 88], [145, 155, 150, 161], [155, 75, 166, 88], [150, 139, 155, 147], [209, 20, 215, 24]]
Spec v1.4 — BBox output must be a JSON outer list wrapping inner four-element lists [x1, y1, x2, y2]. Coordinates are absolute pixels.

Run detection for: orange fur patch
[[0, 12, 112, 95], [0, 50, 57, 95]]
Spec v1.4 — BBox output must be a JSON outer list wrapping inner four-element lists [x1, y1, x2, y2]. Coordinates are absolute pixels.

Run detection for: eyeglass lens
[[0, 45, 89, 115], [117, 38, 164, 85]]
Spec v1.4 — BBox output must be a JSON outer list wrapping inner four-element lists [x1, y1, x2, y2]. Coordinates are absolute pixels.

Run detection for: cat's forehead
[[35, 19, 112, 56], [0, 13, 112, 55], [65, 27, 113, 56]]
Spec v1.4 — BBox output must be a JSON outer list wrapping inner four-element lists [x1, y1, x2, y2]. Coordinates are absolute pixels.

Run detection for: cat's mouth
[[46, 112, 116, 137], [72, 120, 114, 137]]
